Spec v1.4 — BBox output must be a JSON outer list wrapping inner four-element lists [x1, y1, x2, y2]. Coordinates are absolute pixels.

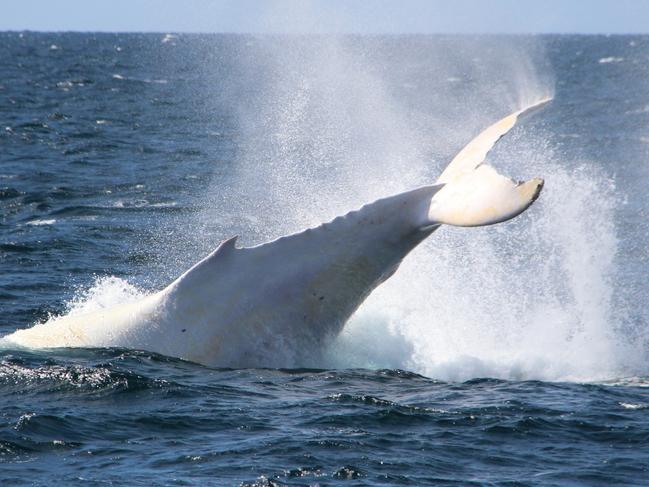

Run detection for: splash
[[62, 276, 147, 318], [329, 159, 627, 382]]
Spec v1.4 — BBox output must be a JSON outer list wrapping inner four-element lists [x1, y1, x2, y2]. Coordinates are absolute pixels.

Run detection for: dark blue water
[[1, 33, 649, 485]]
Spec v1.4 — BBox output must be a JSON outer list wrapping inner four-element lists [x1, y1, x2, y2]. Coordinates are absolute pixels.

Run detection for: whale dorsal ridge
[[165, 235, 239, 294]]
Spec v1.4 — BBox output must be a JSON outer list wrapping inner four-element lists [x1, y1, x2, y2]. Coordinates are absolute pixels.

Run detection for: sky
[[1, 0, 648, 34]]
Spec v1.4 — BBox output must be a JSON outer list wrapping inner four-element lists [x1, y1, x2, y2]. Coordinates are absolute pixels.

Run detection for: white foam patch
[[598, 57, 624, 64], [63, 276, 148, 318], [26, 219, 56, 226], [620, 402, 648, 410]]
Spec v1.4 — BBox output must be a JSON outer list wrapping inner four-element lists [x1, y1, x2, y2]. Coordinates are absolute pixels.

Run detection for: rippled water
[[2, 350, 648, 486], [1, 33, 649, 485]]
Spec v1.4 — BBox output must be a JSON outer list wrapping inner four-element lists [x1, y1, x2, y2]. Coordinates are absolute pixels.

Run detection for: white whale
[[4, 100, 550, 367]]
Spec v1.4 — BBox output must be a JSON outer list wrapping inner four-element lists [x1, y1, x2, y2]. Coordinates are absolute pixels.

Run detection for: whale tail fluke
[[426, 98, 550, 227], [428, 165, 543, 227]]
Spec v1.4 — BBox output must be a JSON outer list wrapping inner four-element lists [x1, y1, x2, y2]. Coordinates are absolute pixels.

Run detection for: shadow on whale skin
[[3, 99, 551, 368]]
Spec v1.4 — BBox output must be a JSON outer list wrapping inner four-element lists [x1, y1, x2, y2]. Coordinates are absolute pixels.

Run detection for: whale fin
[[427, 98, 550, 227], [199, 235, 238, 264], [166, 235, 239, 295], [213, 235, 238, 255]]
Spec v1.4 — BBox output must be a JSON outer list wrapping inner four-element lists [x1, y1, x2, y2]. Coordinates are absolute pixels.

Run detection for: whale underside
[[4, 100, 550, 367]]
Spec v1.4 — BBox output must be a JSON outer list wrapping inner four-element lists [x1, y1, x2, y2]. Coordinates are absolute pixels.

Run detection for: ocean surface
[[1, 32, 649, 485]]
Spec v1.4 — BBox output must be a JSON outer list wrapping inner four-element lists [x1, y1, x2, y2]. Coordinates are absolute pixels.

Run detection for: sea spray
[[330, 157, 622, 382], [191, 36, 553, 249], [62, 277, 147, 318]]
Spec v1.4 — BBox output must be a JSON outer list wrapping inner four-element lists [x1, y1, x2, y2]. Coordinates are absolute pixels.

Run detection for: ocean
[[1, 32, 648, 485]]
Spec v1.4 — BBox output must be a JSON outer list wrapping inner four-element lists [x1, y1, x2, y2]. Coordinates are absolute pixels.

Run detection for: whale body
[[4, 100, 550, 367]]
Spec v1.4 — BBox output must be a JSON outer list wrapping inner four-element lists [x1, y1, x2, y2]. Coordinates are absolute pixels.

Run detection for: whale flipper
[[3, 99, 551, 367]]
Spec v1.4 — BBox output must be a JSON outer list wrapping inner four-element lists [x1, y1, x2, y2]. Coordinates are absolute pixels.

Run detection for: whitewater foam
[[26, 219, 56, 226], [62, 276, 147, 318]]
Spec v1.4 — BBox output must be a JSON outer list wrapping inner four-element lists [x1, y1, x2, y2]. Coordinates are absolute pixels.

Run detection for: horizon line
[[2, 29, 648, 36]]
